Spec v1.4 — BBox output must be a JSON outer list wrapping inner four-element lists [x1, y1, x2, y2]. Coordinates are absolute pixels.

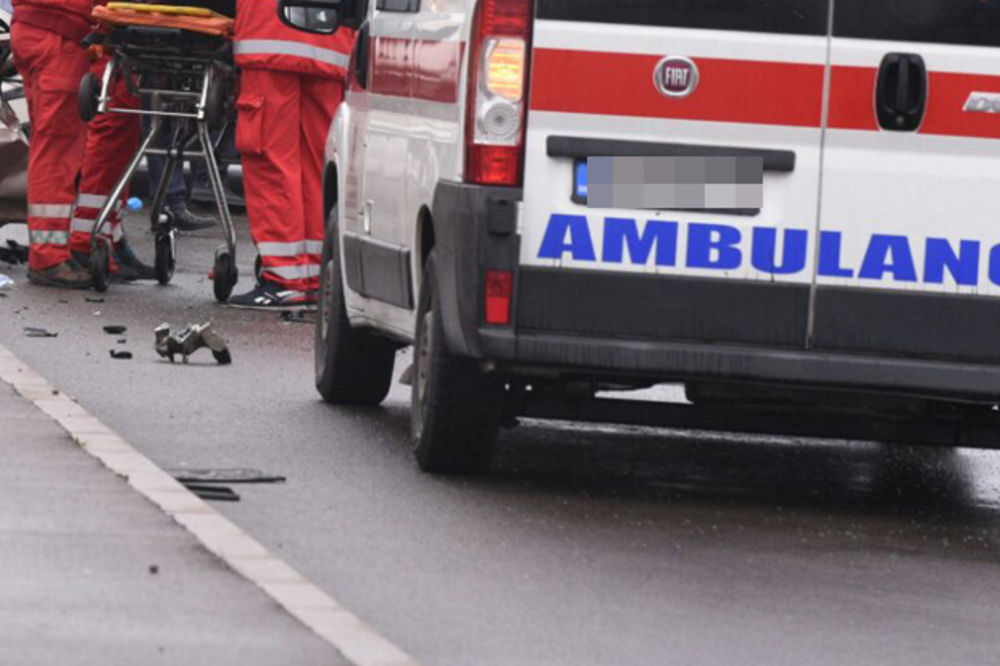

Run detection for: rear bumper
[[431, 181, 1000, 401]]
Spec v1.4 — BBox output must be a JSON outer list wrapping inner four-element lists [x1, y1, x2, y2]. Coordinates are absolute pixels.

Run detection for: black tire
[[154, 232, 175, 285], [212, 246, 237, 303], [315, 206, 396, 406], [90, 242, 110, 293], [205, 75, 227, 130], [411, 252, 502, 474], [78, 71, 100, 122]]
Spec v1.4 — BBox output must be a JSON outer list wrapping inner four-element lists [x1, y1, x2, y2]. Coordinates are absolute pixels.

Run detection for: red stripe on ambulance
[[530, 48, 825, 128]]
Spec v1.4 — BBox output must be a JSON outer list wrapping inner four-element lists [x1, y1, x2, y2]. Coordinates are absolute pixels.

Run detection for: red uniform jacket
[[234, 0, 354, 79]]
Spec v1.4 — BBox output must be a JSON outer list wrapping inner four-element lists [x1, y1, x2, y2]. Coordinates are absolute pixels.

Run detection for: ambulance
[[282, 0, 1000, 473]]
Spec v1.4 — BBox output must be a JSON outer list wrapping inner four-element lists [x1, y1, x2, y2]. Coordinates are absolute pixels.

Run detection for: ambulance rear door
[[812, 1, 1000, 363], [520, 1, 831, 349]]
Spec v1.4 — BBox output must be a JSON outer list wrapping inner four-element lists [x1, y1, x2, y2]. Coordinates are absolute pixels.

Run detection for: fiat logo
[[654, 56, 699, 99]]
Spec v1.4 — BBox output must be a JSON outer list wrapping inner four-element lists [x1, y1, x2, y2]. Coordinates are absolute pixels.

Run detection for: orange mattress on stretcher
[[92, 3, 234, 38]]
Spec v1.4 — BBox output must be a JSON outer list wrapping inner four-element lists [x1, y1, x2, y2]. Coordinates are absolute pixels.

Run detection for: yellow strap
[[106, 3, 222, 19]]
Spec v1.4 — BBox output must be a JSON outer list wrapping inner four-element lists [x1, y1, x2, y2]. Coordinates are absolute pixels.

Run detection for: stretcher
[[78, 3, 239, 301]]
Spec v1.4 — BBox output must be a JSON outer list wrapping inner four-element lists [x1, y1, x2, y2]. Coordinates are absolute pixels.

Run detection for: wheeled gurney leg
[[88, 115, 164, 292]]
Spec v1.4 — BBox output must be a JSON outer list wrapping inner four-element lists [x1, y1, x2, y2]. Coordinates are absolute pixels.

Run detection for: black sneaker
[[113, 237, 156, 282], [170, 204, 216, 232], [227, 280, 317, 311]]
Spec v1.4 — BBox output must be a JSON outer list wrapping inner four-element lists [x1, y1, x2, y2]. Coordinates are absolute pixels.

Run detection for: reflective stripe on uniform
[[258, 240, 325, 257], [264, 264, 321, 280], [234, 39, 350, 69], [29, 230, 70, 245], [76, 193, 109, 209], [28, 203, 73, 219]]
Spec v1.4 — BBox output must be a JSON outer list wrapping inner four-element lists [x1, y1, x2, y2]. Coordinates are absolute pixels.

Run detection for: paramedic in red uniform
[[10, 0, 94, 287], [228, 0, 354, 309]]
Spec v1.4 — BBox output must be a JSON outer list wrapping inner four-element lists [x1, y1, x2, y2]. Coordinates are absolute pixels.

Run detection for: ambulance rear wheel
[[314, 207, 395, 406], [154, 232, 174, 285], [89, 243, 110, 293], [411, 252, 502, 475], [78, 72, 100, 122], [212, 246, 237, 303]]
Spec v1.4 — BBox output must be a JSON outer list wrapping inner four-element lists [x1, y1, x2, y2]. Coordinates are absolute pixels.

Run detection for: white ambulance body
[[284, 0, 1000, 473]]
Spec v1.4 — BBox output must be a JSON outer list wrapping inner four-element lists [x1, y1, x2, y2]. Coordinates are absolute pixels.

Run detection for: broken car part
[[154, 322, 232, 365]]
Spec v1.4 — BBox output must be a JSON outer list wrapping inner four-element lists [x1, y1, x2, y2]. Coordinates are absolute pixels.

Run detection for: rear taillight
[[485, 269, 513, 325], [465, 0, 533, 187]]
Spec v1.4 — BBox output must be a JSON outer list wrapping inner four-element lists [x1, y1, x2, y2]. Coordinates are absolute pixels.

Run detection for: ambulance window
[[377, 0, 418, 11], [536, 0, 829, 36], [835, 0, 1000, 47]]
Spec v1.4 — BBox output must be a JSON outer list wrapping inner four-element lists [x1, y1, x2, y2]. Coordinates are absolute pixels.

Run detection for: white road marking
[[0, 341, 419, 666]]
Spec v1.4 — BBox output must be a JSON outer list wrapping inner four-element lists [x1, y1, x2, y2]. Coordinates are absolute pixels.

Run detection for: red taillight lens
[[465, 0, 533, 187], [485, 269, 513, 325]]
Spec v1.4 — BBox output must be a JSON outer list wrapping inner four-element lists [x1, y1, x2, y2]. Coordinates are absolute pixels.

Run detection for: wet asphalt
[[2, 218, 1000, 666]]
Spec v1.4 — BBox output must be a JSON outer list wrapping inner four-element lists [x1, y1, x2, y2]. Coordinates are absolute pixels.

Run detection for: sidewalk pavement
[[0, 381, 341, 665]]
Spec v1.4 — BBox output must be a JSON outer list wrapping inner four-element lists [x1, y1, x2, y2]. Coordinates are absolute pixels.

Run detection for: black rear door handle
[[876, 53, 927, 132]]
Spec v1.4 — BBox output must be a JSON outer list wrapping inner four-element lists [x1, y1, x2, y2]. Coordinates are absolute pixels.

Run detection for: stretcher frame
[[80, 24, 239, 301]]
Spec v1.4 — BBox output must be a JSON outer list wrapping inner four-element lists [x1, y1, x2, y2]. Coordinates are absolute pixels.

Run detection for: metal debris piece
[[181, 483, 240, 502], [109, 349, 132, 360], [103, 324, 127, 335], [23, 326, 57, 338], [169, 468, 286, 484], [154, 322, 232, 365]]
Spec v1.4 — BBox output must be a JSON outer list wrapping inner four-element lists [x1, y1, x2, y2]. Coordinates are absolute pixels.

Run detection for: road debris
[[23, 326, 57, 338], [103, 324, 127, 335], [0, 273, 14, 290], [154, 322, 232, 365], [170, 468, 286, 484], [84, 297, 105, 303], [180, 483, 240, 502], [109, 350, 133, 360], [0, 240, 28, 265], [281, 310, 314, 324]]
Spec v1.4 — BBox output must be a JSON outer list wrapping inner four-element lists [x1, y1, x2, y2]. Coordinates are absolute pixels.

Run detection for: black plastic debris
[[170, 468, 286, 484], [23, 326, 57, 338], [84, 297, 105, 303], [0, 240, 28, 265], [109, 349, 132, 360], [154, 322, 231, 365], [103, 324, 127, 335], [117, 338, 127, 344], [281, 310, 315, 324], [181, 483, 240, 502]]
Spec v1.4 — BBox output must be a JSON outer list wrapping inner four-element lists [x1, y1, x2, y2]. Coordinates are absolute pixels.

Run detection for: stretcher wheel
[[90, 242, 111, 293], [154, 232, 175, 285], [78, 72, 100, 122], [212, 246, 237, 303], [205, 76, 227, 130]]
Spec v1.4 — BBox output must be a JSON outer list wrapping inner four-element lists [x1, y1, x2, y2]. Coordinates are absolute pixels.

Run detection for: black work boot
[[27, 259, 94, 290], [112, 237, 156, 282], [170, 203, 216, 232]]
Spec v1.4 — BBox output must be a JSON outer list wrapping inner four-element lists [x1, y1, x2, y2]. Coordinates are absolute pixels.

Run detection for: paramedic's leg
[[145, 116, 216, 232], [299, 74, 342, 294], [228, 69, 312, 309], [71, 58, 140, 257], [11, 22, 91, 287]]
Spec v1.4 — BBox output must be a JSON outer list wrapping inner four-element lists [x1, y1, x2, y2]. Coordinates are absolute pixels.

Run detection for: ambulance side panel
[[813, 1, 1000, 363]]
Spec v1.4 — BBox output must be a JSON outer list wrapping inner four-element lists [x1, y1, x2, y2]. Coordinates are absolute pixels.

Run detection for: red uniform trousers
[[70, 58, 141, 255], [236, 68, 342, 293], [11, 22, 89, 270]]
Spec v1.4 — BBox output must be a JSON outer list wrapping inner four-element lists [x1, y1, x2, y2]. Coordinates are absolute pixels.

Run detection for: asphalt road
[[3, 218, 1000, 665]]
